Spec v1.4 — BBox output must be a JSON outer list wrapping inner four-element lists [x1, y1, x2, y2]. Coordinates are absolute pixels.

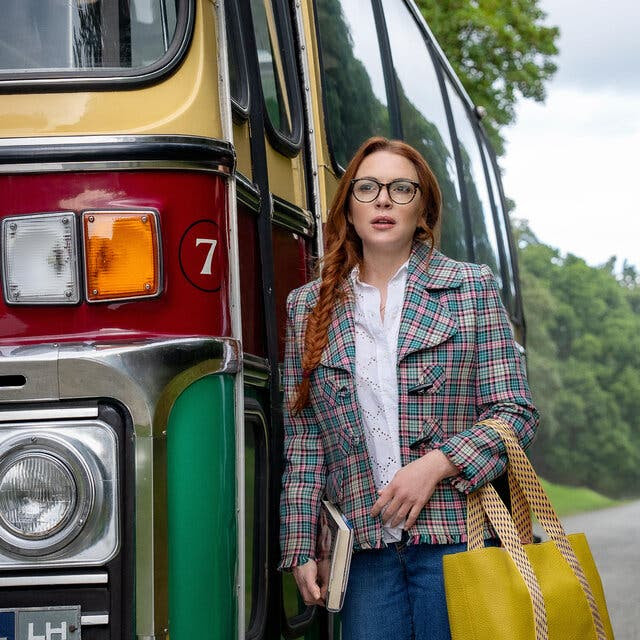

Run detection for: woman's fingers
[[404, 502, 424, 530], [370, 487, 391, 517], [293, 560, 324, 606], [389, 501, 412, 528]]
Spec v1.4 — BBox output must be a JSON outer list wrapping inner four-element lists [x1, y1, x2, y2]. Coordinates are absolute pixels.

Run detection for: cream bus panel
[[0, 0, 222, 140]]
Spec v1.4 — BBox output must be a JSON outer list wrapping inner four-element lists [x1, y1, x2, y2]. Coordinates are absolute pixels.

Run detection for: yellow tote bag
[[443, 419, 614, 640]]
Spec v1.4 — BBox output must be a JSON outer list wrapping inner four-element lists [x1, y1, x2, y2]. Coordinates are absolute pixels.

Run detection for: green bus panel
[[167, 374, 237, 640]]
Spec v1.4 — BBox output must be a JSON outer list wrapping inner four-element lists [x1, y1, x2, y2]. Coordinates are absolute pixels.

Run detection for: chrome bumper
[[0, 337, 240, 640]]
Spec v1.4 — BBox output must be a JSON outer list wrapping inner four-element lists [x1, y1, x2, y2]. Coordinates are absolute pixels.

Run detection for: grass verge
[[539, 478, 619, 517]]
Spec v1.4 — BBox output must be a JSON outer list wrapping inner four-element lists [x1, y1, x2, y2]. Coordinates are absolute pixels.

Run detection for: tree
[[416, 0, 559, 154], [516, 224, 640, 497]]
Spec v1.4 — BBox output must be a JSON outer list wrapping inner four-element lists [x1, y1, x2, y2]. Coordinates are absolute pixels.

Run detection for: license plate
[[0, 606, 81, 640]]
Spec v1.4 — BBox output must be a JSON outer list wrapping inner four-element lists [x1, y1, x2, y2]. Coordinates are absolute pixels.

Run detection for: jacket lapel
[[313, 283, 356, 375], [312, 243, 462, 372], [397, 243, 463, 362]]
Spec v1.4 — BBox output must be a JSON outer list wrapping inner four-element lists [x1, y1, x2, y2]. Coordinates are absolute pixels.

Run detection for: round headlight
[[0, 453, 77, 538], [0, 434, 94, 556]]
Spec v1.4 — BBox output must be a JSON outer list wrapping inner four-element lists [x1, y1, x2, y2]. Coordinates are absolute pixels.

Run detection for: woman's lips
[[371, 216, 396, 229]]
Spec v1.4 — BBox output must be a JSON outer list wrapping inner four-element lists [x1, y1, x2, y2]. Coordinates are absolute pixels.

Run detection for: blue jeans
[[341, 539, 478, 640]]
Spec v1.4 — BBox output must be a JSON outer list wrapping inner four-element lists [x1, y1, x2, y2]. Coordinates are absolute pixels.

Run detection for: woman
[[279, 137, 538, 640]]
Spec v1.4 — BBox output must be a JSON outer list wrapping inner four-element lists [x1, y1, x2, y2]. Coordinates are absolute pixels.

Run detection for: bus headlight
[[0, 435, 95, 557], [0, 453, 77, 538]]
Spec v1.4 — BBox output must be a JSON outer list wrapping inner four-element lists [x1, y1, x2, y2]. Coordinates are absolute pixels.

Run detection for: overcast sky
[[501, 0, 640, 271]]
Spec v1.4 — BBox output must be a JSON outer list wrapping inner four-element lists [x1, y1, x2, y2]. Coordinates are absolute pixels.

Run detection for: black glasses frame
[[350, 178, 421, 204]]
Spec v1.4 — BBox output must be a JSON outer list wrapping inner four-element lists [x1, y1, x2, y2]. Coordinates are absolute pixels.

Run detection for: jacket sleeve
[[278, 289, 326, 570], [438, 264, 539, 494]]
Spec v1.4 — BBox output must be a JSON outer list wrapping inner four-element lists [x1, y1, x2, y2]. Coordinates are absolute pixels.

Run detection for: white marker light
[[2, 213, 80, 305]]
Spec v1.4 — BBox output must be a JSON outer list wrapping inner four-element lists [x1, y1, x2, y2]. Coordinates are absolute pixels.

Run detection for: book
[[316, 499, 354, 612]]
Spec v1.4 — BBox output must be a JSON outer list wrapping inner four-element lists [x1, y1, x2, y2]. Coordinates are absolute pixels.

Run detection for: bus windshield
[[0, 0, 180, 74]]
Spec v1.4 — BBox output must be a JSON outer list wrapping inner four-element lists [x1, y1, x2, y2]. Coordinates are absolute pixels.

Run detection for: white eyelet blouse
[[351, 261, 408, 543]]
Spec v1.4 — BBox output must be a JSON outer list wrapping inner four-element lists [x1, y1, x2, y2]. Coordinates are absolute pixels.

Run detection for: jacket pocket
[[314, 367, 352, 407], [407, 364, 446, 396], [409, 417, 443, 451]]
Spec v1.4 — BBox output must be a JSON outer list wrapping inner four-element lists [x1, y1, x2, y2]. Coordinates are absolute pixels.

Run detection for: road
[[535, 500, 640, 639]]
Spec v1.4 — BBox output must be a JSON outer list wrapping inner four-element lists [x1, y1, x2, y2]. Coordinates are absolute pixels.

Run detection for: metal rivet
[[65, 290, 72, 298], [9, 222, 17, 231], [88, 215, 95, 223], [92, 289, 98, 295], [141, 215, 148, 223], [13, 291, 20, 298], [144, 283, 151, 291], [62, 217, 69, 225]]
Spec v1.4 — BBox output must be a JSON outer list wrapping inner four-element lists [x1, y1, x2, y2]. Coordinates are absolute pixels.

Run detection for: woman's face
[[348, 150, 423, 260]]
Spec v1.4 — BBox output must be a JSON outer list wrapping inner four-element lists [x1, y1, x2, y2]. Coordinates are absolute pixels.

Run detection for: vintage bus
[[0, 0, 523, 639]]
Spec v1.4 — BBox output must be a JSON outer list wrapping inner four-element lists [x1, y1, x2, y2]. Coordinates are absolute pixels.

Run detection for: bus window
[[381, 1, 469, 262], [445, 79, 502, 285], [480, 137, 518, 312], [0, 0, 179, 72], [226, 0, 249, 116], [250, 0, 299, 145], [316, 0, 392, 170]]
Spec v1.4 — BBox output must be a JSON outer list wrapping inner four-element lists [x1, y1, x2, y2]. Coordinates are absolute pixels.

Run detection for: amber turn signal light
[[83, 210, 161, 302]]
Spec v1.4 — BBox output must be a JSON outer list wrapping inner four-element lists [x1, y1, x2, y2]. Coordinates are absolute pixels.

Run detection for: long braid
[[291, 235, 353, 413]]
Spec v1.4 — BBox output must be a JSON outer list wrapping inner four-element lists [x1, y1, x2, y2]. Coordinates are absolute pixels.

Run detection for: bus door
[[224, 1, 322, 638]]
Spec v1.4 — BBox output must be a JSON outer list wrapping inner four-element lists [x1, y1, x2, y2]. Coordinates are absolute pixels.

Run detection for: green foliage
[[539, 478, 619, 517], [416, 0, 559, 154], [315, 0, 391, 168], [514, 220, 640, 498]]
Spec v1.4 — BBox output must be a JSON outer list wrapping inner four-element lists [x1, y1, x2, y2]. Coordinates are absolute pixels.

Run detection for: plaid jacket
[[279, 242, 538, 569]]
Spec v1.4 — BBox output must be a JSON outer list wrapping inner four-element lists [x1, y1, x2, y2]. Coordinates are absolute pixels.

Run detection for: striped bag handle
[[467, 418, 607, 640], [469, 482, 550, 640]]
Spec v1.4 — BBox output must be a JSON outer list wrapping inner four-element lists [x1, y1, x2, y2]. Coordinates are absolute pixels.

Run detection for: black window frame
[[382, 0, 473, 262], [475, 127, 516, 317], [248, 0, 304, 157], [0, 0, 194, 93], [479, 129, 526, 327], [244, 398, 270, 640], [225, 0, 251, 121], [312, 0, 395, 174], [430, 57, 476, 261]]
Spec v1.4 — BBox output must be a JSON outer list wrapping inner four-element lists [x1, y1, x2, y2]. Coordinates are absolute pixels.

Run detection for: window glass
[[225, 0, 249, 112], [480, 139, 517, 310], [316, 0, 391, 168], [250, 0, 294, 138], [382, 2, 468, 262], [245, 412, 267, 635], [0, 0, 179, 72], [445, 80, 501, 284]]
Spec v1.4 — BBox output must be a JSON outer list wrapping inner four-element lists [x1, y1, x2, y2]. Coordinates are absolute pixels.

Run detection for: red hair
[[292, 137, 442, 413]]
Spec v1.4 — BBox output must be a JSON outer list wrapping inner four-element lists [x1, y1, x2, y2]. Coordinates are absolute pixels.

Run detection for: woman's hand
[[292, 559, 325, 606], [370, 450, 458, 529]]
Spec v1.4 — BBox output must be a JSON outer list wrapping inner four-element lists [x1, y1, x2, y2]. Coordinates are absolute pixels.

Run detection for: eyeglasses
[[350, 178, 420, 204]]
